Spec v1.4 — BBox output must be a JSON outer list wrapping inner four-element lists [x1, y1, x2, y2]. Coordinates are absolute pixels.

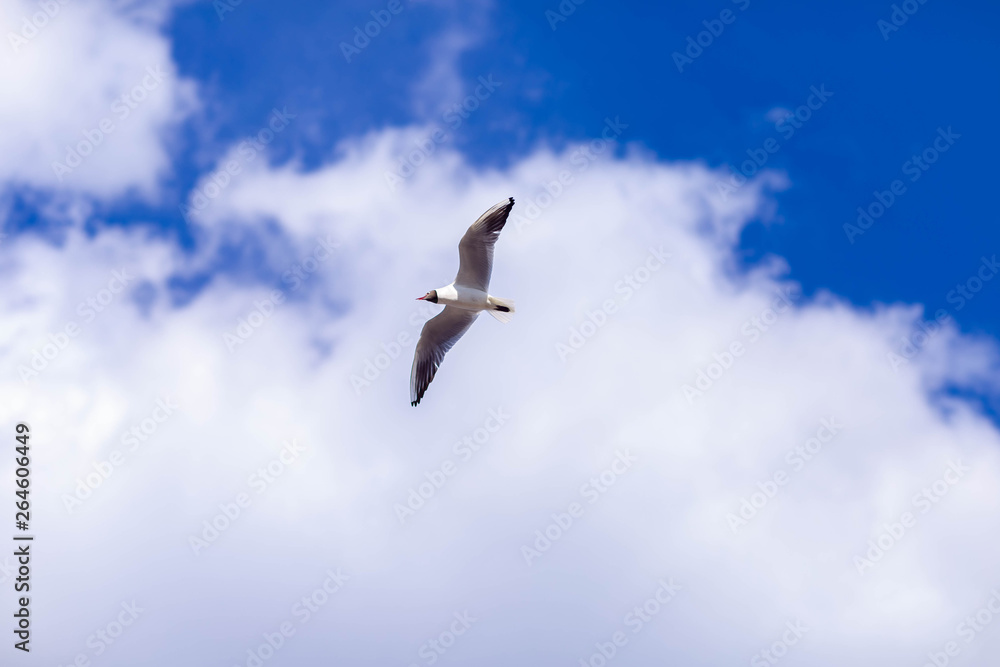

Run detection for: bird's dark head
[[416, 290, 438, 303]]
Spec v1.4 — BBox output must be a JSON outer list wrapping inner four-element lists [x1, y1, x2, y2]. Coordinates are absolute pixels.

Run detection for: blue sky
[[114, 0, 993, 336], [8, 0, 991, 337], [4, 1, 1000, 665]]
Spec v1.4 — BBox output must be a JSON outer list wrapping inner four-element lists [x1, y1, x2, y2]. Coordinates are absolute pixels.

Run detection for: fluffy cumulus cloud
[[2, 116, 1000, 667], [0, 0, 196, 199]]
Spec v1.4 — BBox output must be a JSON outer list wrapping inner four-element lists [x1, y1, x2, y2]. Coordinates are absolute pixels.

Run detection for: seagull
[[410, 197, 516, 406]]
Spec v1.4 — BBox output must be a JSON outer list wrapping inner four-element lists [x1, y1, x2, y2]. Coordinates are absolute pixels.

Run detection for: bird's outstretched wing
[[410, 306, 480, 406], [455, 197, 514, 292]]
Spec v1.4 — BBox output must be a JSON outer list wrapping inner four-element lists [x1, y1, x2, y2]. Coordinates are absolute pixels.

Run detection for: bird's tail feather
[[487, 296, 515, 324]]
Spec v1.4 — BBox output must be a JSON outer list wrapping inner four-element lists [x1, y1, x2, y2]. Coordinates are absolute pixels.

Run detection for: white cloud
[[0, 0, 197, 199], [406, 0, 494, 118], [409, 26, 479, 118], [3, 125, 1000, 665]]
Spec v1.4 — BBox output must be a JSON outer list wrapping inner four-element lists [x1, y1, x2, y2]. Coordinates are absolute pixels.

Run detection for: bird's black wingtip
[[509, 196, 514, 204], [411, 400, 419, 407]]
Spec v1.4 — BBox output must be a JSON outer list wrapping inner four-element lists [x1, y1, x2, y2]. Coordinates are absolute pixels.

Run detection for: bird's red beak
[[416, 295, 426, 300]]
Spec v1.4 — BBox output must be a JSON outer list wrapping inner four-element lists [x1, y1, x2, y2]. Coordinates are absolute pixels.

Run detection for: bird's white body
[[434, 283, 490, 311]]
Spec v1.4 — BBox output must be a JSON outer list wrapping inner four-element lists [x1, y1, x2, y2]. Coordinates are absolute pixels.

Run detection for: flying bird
[[410, 197, 516, 406]]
